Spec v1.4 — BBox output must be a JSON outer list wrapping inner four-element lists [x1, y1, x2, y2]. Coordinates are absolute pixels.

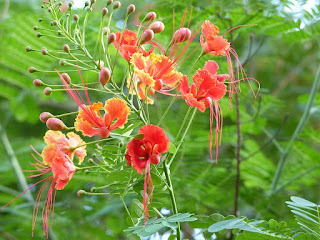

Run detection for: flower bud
[[101, 7, 108, 16], [63, 44, 70, 53], [51, 20, 58, 26], [107, 0, 113, 6], [41, 47, 48, 55], [39, 112, 53, 123], [140, 29, 154, 45], [73, 14, 79, 21], [33, 26, 38, 31], [33, 79, 44, 87], [44, 87, 53, 96], [59, 59, 66, 66], [150, 154, 160, 165], [103, 27, 110, 35], [143, 12, 156, 22], [61, 73, 71, 84], [68, 1, 73, 7], [46, 118, 67, 131], [36, 32, 42, 38], [84, 1, 90, 7], [107, 33, 116, 44], [173, 28, 191, 43], [28, 67, 37, 73], [38, 18, 43, 22], [25, 46, 32, 52], [113, 1, 121, 9], [127, 4, 135, 15], [91, 0, 96, 4], [99, 67, 111, 86], [77, 190, 86, 197], [149, 21, 165, 33]]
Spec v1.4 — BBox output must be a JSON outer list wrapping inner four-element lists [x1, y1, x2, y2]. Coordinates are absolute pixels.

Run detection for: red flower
[[112, 29, 154, 61], [178, 60, 229, 162], [200, 20, 259, 102], [125, 125, 169, 218], [200, 20, 230, 56], [1, 145, 78, 239]]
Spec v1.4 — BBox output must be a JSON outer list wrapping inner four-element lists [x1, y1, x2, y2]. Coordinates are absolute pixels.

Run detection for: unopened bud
[[103, 27, 110, 35], [140, 29, 154, 45], [44, 87, 53, 96], [143, 12, 156, 22], [127, 4, 135, 15], [77, 190, 86, 197], [102, 7, 108, 16], [59, 59, 66, 66], [107, 33, 116, 44], [149, 21, 165, 33], [113, 1, 121, 9], [61, 73, 71, 84], [63, 44, 70, 53], [36, 32, 42, 38], [25, 46, 32, 52], [68, 1, 73, 7], [39, 112, 53, 123], [150, 154, 160, 165], [173, 28, 191, 43], [28, 67, 37, 73], [84, 1, 90, 7], [91, 0, 96, 4], [51, 20, 58, 26], [46, 118, 67, 131], [107, 0, 113, 6], [41, 47, 48, 55], [38, 18, 43, 22], [99, 67, 111, 86], [33, 79, 44, 87], [73, 14, 79, 21], [33, 26, 38, 31]]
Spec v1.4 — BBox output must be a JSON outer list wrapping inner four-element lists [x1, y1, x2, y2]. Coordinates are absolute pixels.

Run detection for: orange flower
[[75, 98, 130, 138], [42, 130, 86, 165], [129, 53, 184, 104], [200, 20, 230, 56], [178, 60, 229, 162], [2, 144, 78, 239], [112, 29, 154, 61]]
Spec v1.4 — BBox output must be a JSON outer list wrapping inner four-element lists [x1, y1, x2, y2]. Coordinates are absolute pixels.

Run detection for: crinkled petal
[[42, 145, 58, 166], [44, 130, 65, 145], [66, 132, 87, 164], [104, 98, 130, 130], [203, 60, 219, 76], [75, 117, 99, 137], [201, 20, 219, 37], [139, 125, 169, 153]]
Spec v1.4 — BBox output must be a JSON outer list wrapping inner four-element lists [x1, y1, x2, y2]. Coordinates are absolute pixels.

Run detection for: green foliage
[[125, 213, 197, 237]]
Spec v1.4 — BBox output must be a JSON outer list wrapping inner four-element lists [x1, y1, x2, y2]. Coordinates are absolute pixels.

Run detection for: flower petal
[[104, 98, 130, 130]]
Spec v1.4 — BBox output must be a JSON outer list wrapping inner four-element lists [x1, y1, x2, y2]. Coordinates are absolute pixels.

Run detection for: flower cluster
[[2, 0, 258, 238]]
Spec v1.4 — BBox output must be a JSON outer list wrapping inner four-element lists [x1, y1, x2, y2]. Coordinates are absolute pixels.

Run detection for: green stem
[[163, 161, 181, 240], [168, 107, 197, 166], [270, 65, 320, 194]]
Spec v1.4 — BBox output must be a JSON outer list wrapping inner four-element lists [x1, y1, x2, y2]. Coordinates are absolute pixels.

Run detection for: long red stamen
[[222, 24, 257, 37]]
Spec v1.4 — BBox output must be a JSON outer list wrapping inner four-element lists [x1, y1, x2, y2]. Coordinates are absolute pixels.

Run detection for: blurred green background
[[0, 0, 319, 239]]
